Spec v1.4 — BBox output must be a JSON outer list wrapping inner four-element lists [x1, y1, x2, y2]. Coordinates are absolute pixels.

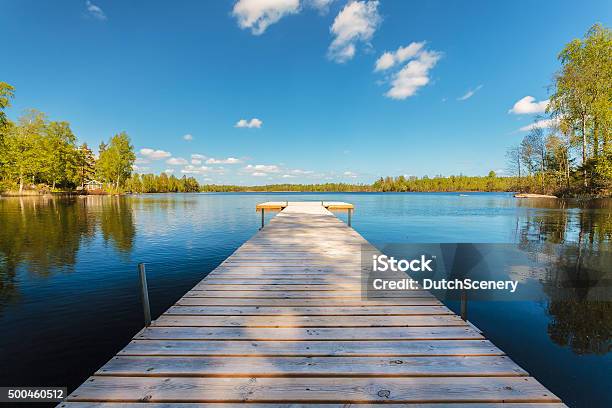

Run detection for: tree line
[[125, 173, 200, 193], [200, 182, 373, 192], [506, 24, 611, 197], [0, 83, 199, 194], [198, 173, 520, 193]]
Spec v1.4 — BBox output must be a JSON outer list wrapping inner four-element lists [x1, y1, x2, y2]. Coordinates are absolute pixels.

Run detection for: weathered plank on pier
[[60, 201, 564, 407]]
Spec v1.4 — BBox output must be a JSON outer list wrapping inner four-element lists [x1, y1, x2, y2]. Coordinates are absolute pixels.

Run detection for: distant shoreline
[[3, 190, 611, 199]]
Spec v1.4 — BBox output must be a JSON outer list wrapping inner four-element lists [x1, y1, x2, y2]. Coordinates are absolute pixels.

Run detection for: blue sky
[[1, 0, 610, 184]]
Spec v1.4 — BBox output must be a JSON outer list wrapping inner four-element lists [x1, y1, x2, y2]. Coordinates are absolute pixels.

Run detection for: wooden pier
[[61, 201, 564, 406]]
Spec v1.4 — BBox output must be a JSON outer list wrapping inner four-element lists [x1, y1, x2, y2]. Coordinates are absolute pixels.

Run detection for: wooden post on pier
[[137, 263, 151, 327]]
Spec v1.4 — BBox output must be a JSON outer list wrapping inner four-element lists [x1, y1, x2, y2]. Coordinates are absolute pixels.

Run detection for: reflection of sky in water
[[0, 192, 610, 408]]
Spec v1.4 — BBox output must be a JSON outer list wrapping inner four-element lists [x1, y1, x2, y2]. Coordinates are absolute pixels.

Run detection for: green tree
[[76, 143, 96, 189], [96, 132, 135, 189], [0, 82, 15, 127], [2, 110, 47, 192], [548, 23, 612, 188], [41, 121, 78, 189]]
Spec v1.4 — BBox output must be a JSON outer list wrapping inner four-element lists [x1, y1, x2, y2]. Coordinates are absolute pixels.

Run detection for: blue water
[[0, 192, 610, 407]]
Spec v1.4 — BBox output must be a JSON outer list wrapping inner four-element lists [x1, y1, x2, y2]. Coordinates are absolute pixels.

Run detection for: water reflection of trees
[[514, 198, 612, 354], [0, 196, 135, 312], [92, 196, 136, 253]]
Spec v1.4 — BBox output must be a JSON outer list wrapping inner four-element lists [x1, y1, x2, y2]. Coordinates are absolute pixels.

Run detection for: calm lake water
[[0, 192, 610, 407]]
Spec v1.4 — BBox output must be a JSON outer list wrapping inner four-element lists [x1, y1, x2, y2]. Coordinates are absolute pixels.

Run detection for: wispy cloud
[[132, 165, 149, 172], [181, 165, 212, 174], [457, 84, 483, 101], [140, 148, 171, 160], [232, 0, 300, 35], [328, 0, 381, 63], [519, 118, 558, 132], [85, 1, 106, 20], [508, 96, 549, 114], [235, 118, 263, 128], [291, 169, 314, 175], [309, 0, 334, 14], [164, 169, 174, 174], [206, 157, 243, 164], [183, 134, 193, 141], [244, 164, 280, 174], [381, 48, 442, 100], [166, 157, 189, 166], [135, 157, 150, 164], [343, 171, 358, 178], [374, 42, 425, 72]]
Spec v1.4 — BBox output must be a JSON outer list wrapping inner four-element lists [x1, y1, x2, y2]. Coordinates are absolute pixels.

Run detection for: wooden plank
[[165, 305, 453, 315], [60, 403, 568, 408], [207, 273, 362, 277], [208, 273, 361, 277], [119, 339, 505, 357], [194, 284, 359, 291], [176, 298, 443, 306], [196, 281, 361, 287], [151, 315, 465, 327], [97, 355, 528, 377], [136, 326, 483, 340], [183, 290, 431, 298], [65, 376, 560, 403]]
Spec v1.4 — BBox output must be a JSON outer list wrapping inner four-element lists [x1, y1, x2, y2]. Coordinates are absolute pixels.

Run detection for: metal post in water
[[460, 289, 468, 321], [260, 209, 265, 229], [348, 208, 352, 227], [138, 263, 151, 327]]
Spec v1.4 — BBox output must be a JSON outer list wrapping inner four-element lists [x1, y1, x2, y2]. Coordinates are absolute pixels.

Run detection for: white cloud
[[291, 169, 314, 175], [140, 148, 171, 160], [308, 0, 334, 13], [384, 49, 441, 100], [343, 171, 357, 178], [457, 84, 483, 101], [282, 174, 296, 178], [183, 134, 193, 141], [232, 0, 300, 35], [206, 157, 243, 164], [181, 165, 212, 174], [519, 118, 558, 132], [166, 157, 189, 166], [164, 169, 174, 174], [244, 164, 280, 174], [135, 157, 150, 164], [328, 1, 381, 63], [374, 42, 425, 72], [86, 1, 106, 20], [132, 165, 149, 173], [235, 118, 263, 128], [190, 154, 206, 165], [509, 96, 549, 114], [252, 172, 267, 177]]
